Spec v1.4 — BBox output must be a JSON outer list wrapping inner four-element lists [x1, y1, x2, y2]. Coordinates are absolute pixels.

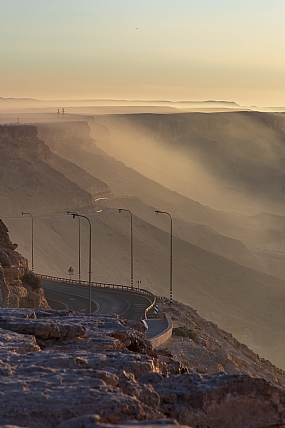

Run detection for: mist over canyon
[[1, 105, 285, 373]]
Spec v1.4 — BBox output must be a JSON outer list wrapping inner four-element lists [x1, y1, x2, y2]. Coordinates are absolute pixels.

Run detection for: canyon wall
[[0, 219, 49, 309], [37, 121, 112, 201], [0, 124, 111, 215]]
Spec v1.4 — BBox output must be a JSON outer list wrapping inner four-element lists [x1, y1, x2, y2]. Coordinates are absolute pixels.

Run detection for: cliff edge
[[0, 309, 284, 428], [0, 124, 110, 215], [0, 219, 49, 309]]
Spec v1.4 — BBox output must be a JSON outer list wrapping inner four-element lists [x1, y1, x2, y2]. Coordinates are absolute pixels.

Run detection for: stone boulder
[[0, 309, 284, 428]]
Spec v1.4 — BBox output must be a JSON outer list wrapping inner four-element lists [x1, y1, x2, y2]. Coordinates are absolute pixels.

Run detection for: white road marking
[[43, 285, 100, 312]]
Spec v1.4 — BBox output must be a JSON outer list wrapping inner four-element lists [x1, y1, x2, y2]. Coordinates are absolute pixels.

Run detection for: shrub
[[173, 326, 197, 341], [21, 271, 41, 291]]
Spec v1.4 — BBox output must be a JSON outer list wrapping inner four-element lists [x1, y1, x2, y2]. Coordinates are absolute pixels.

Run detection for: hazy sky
[[2, 0, 285, 106]]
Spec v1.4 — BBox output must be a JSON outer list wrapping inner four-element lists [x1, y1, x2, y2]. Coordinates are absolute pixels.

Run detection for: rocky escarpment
[[37, 121, 112, 201], [0, 125, 102, 215], [0, 220, 49, 309], [37, 121, 94, 151], [0, 309, 284, 428], [157, 300, 285, 390]]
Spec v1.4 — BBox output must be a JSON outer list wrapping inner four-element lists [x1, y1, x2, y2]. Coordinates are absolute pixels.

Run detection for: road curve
[[42, 280, 153, 321]]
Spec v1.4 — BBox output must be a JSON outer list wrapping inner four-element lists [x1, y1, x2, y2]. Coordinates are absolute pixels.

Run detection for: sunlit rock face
[[0, 219, 49, 309], [0, 308, 284, 428], [0, 220, 27, 269], [160, 300, 285, 389]]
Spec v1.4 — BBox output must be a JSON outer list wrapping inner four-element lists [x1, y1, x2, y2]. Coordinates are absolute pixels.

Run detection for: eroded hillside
[[0, 125, 111, 215], [40, 120, 285, 279]]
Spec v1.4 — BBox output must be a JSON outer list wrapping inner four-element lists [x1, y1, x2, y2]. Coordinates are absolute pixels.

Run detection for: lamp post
[[155, 210, 173, 302], [68, 212, 92, 314], [22, 212, 34, 272], [118, 209, 133, 288], [78, 216, 81, 283]]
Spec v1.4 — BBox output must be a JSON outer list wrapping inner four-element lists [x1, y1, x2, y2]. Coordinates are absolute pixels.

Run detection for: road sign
[[68, 266, 74, 279]]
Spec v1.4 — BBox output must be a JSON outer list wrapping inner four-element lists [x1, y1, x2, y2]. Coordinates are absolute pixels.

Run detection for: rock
[[0, 220, 27, 269], [0, 220, 49, 309], [153, 372, 285, 428], [57, 414, 101, 428], [0, 426, 28, 428], [0, 309, 284, 428], [0, 317, 86, 339], [117, 371, 160, 408], [160, 300, 285, 390], [57, 416, 190, 428], [0, 328, 40, 355]]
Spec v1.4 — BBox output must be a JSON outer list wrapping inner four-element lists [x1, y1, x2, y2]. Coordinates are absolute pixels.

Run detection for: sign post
[[68, 266, 74, 280]]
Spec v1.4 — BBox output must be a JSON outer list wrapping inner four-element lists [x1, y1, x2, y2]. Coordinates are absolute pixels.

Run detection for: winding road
[[42, 279, 169, 340], [42, 280, 153, 321]]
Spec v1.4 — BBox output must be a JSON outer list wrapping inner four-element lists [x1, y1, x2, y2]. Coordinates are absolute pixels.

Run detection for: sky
[[2, 0, 285, 106]]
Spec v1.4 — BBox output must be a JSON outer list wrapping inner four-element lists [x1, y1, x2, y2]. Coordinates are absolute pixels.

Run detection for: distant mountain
[[176, 100, 240, 106], [1, 97, 41, 101], [1, 96, 241, 108]]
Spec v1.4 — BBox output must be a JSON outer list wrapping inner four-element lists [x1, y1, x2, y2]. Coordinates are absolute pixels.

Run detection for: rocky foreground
[[158, 300, 285, 389], [0, 308, 284, 428]]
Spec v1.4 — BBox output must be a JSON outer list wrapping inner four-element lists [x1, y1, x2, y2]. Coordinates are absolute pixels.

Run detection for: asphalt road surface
[[42, 280, 153, 321], [146, 319, 169, 339]]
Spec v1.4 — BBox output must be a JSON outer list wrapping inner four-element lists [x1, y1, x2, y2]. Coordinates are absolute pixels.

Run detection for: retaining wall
[[149, 313, 173, 347]]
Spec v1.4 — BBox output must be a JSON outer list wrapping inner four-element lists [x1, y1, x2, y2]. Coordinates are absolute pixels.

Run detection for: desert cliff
[[0, 124, 111, 216], [37, 121, 112, 201], [0, 219, 49, 309]]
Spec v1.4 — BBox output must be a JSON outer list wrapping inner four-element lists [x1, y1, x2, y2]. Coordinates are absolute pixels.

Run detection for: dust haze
[[1, 98, 285, 370], [93, 111, 285, 216]]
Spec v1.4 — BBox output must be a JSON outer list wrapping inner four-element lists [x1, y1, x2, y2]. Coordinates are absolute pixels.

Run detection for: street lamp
[[118, 209, 133, 288], [22, 212, 34, 272], [155, 210, 173, 302], [78, 216, 81, 283], [67, 212, 92, 314]]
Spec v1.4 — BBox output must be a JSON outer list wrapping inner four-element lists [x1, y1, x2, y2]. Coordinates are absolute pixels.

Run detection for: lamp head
[[67, 211, 78, 219]]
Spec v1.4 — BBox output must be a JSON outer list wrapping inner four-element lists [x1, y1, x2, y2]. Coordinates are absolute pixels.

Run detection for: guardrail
[[38, 273, 172, 343], [37, 273, 156, 314]]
